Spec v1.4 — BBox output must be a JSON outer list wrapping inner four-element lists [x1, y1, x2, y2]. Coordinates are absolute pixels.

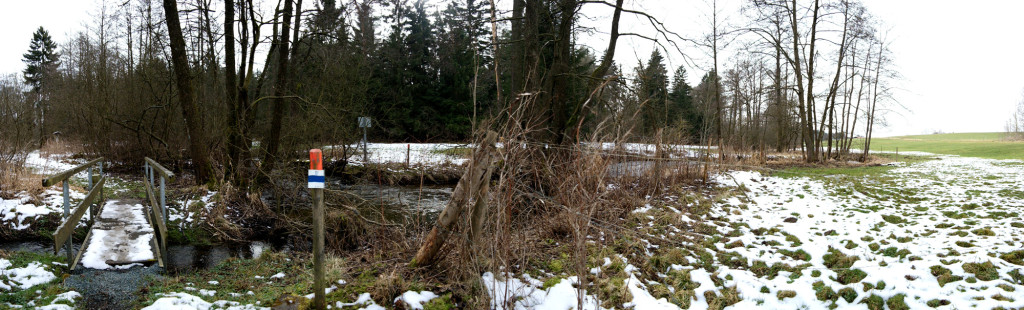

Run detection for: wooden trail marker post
[[308, 149, 326, 310]]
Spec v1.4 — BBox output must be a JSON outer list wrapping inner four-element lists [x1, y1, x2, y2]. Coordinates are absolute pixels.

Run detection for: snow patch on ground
[[142, 292, 268, 310], [0, 259, 57, 290], [394, 291, 437, 309], [482, 272, 605, 310]]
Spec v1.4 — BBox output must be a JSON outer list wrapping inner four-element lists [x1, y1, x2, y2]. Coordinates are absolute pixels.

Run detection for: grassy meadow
[[857, 132, 1024, 160]]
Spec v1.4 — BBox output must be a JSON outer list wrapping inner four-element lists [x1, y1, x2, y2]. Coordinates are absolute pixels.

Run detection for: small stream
[[164, 241, 276, 273], [2, 184, 455, 273], [335, 183, 453, 213]]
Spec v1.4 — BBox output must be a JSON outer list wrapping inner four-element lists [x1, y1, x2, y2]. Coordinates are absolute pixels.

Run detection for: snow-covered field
[[339, 143, 470, 167], [483, 154, 1024, 309]]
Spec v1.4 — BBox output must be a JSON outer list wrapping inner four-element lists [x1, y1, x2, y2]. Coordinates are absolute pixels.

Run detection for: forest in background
[[0, 0, 898, 187]]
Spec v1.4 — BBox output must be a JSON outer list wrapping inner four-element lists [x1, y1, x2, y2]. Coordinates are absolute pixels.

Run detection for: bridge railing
[[143, 157, 172, 264], [41, 157, 106, 269]]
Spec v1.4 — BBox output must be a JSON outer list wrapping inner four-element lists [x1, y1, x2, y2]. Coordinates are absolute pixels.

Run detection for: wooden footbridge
[[41, 158, 173, 271]]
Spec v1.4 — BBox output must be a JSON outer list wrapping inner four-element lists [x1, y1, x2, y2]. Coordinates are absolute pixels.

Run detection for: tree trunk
[[225, 0, 243, 181], [163, 0, 213, 183], [264, 0, 294, 172], [412, 131, 499, 267]]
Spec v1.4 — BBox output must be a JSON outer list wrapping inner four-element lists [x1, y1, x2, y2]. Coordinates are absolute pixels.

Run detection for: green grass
[[857, 132, 1024, 160], [0, 250, 74, 307]]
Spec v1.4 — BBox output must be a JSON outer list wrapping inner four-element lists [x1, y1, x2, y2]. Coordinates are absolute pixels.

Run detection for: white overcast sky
[[2, 0, 1022, 136]]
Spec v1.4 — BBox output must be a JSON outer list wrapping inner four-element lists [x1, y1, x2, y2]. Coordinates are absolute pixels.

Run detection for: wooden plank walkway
[[76, 199, 158, 270]]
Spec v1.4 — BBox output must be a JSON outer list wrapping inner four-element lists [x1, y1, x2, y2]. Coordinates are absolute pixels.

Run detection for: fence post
[[98, 162, 104, 218], [406, 144, 411, 168], [308, 149, 326, 310], [62, 181, 72, 262], [160, 176, 167, 224], [87, 167, 93, 224]]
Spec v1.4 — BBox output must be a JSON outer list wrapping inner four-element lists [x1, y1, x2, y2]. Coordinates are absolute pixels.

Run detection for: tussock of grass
[[812, 280, 838, 302], [886, 293, 909, 310], [991, 294, 1015, 302], [882, 214, 905, 224], [972, 227, 996, 236], [955, 241, 974, 247], [779, 248, 811, 261], [996, 283, 1016, 292], [862, 294, 885, 310], [926, 299, 951, 308], [1000, 250, 1024, 266], [879, 246, 911, 259], [962, 261, 1000, 281], [861, 282, 875, 292], [784, 233, 803, 246], [704, 286, 741, 310], [750, 260, 793, 279], [838, 287, 858, 303], [929, 265, 963, 287], [776, 290, 796, 300]]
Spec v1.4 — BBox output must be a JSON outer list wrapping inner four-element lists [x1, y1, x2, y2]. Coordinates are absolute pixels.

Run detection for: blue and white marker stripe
[[308, 169, 325, 188]]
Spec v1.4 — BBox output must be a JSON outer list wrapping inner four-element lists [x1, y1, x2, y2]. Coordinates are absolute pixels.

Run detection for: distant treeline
[[0, 0, 895, 185]]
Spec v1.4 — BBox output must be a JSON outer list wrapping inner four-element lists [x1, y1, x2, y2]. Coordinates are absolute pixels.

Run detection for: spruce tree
[[22, 27, 60, 94], [636, 50, 669, 136], [22, 26, 60, 147], [668, 66, 699, 139]]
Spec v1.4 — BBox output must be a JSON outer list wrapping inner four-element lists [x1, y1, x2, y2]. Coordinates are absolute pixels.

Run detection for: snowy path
[[79, 199, 156, 270]]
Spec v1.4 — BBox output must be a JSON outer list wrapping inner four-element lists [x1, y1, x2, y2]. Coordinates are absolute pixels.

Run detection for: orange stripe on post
[[310, 149, 323, 170]]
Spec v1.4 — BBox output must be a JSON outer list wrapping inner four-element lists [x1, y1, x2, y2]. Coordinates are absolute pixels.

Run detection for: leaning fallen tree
[[410, 131, 499, 267]]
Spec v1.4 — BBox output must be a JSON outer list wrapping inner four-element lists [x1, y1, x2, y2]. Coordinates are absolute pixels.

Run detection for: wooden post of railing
[[41, 157, 105, 267], [144, 158, 174, 228], [62, 180, 71, 261], [87, 167, 92, 224]]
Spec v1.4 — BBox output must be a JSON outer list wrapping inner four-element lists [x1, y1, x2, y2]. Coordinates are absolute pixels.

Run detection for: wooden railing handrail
[[144, 157, 175, 181], [144, 179, 167, 257], [53, 176, 106, 254], [41, 157, 104, 187]]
